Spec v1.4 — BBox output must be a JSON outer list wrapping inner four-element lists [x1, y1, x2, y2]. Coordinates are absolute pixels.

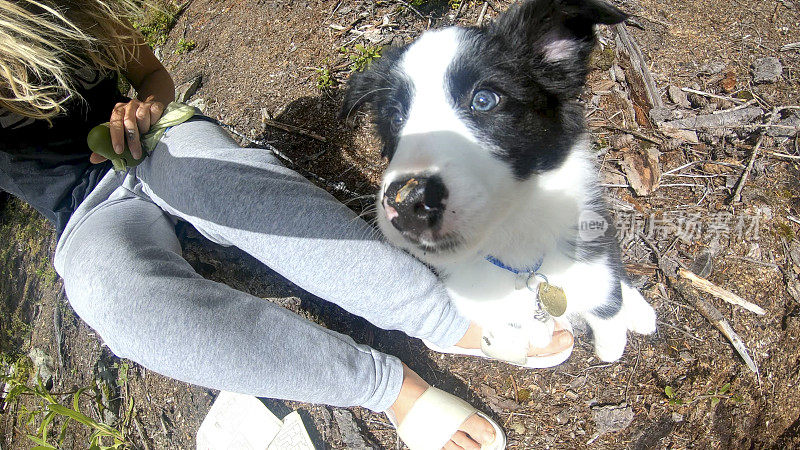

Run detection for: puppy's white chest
[[439, 261, 538, 327]]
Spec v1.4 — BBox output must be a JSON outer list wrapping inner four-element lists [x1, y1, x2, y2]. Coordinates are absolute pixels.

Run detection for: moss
[[589, 46, 616, 72], [776, 222, 796, 240]]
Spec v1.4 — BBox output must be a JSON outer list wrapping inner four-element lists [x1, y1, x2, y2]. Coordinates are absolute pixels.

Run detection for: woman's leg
[[134, 119, 470, 348], [54, 190, 402, 412], [53, 186, 499, 448]]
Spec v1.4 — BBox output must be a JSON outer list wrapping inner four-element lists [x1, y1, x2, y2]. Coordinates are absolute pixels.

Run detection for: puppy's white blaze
[[398, 28, 477, 144]]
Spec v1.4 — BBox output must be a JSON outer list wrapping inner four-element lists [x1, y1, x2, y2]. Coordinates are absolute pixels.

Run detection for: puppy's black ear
[[340, 69, 377, 120], [339, 46, 405, 121], [488, 0, 627, 98]]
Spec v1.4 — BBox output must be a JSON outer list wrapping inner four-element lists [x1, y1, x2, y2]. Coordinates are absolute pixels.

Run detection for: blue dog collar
[[485, 255, 543, 275]]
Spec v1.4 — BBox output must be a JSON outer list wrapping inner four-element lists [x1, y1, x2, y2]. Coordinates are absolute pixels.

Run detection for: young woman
[[0, 1, 572, 448]]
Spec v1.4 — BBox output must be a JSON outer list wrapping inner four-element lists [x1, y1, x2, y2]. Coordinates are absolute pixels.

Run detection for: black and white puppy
[[343, 0, 656, 362]]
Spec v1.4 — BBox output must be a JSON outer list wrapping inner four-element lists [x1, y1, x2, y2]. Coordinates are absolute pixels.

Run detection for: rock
[[699, 59, 726, 76], [95, 358, 121, 425], [332, 409, 369, 449], [175, 75, 202, 103], [649, 107, 674, 124], [27, 349, 55, 389], [766, 111, 800, 140], [556, 408, 572, 425], [188, 98, 206, 113], [362, 27, 382, 44], [687, 92, 709, 109], [591, 403, 635, 435], [752, 57, 783, 84], [668, 86, 690, 109], [390, 35, 405, 47]]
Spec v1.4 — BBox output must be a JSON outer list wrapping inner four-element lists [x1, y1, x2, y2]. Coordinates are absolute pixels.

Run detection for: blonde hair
[[0, 0, 148, 121]]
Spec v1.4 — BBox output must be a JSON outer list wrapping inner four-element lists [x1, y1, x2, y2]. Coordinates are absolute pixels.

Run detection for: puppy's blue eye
[[390, 111, 405, 133], [471, 90, 499, 112]]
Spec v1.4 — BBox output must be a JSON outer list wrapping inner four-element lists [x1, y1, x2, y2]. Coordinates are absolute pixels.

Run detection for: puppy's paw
[[621, 283, 657, 335], [594, 333, 627, 362]]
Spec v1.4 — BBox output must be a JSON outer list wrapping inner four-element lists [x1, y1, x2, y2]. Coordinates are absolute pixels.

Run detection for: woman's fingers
[[89, 153, 108, 164], [124, 101, 143, 160], [135, 102, 152, 136], [149, 100, 165, 126], [106, 97, 165, 162], [109, 102, 128, 155]]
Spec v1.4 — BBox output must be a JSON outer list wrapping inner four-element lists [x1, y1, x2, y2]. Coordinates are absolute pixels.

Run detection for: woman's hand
[[90, 95, 164, 164]]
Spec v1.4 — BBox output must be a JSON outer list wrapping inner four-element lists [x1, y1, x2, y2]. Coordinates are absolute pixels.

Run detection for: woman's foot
[[455, 321, 574, 357], [389, 364, 496, 450]]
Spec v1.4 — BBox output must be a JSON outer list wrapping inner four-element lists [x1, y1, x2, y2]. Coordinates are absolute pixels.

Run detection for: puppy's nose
[[383, 175, 448, 235]]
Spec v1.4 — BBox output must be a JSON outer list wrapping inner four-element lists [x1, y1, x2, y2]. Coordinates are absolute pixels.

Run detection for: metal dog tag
[[537, 282, 567, 317]]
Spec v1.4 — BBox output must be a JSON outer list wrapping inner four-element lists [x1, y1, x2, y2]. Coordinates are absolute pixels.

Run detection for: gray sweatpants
[[53, 119, 469, 412]]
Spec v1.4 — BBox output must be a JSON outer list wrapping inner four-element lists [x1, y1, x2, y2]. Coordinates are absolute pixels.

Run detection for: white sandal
[[423, 318, 574, 369], [386, 386, 506, 450]]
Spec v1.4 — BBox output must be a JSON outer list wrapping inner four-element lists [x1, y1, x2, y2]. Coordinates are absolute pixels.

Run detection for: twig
[[712, 98, 759, 115], [134, 413, 151, 450], [730, 107, 780, 203], [726, 255, 781, 269], [770, 152, 800, 160], [657, 320, 704, 342], [262, 118, 327, 142], [476, 2, 489, 26], [395, 0, 425, 19], [451, 0, 466, 24], [663, 160, 743, 175], [677, 268, 766, 315], [788, 216, 800, 226], [602, 124, 663, 145], [672, 279, 759, 374], [614, 24, 663, 108], [781, 41, 800, 51], [680, 87, 747, 105]]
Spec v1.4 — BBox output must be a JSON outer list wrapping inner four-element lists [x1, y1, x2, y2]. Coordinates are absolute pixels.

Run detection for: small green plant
[[133, 1, 180, 47], [703, 383, 744, 407], [349, 44, 382, 72], [175, 38, 196, 55], [664, 385, 684, 405], [316, 68, 335, 90], [2, 368, 129, 449]]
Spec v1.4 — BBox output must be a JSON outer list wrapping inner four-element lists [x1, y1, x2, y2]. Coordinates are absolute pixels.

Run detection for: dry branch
[[677, 268, 766, 315], [614, 24, 663, 110], [663, 107, 764, 131], [671, 278, 759, 374], [262, 118, 327, 142]]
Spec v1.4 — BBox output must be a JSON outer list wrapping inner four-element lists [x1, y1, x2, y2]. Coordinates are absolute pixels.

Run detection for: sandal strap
[[397, 387, 476, 450]]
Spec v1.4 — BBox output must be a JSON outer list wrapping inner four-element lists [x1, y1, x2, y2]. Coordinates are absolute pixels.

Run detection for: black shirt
[[0, 68, 124, 234]]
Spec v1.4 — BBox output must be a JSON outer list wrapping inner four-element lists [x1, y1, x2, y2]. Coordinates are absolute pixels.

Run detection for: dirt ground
[[2, 0, 800, 448]]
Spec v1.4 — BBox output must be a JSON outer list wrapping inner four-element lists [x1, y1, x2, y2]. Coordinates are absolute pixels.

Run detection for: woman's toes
[[444, 441, 463, 450], [461, 413, 496, 445], [529, 329, 574, 356], [452, 430, 482, 449]]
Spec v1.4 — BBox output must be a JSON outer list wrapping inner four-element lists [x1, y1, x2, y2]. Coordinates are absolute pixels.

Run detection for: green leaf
[[47, 404, 120, 437], [719, 383, 731, 395], [73, 387, 89, 411], [26, 434, 56, 448], [711, 397, 720, 407], [664, 386, 675, 398], [38, 410, 56, 438]]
